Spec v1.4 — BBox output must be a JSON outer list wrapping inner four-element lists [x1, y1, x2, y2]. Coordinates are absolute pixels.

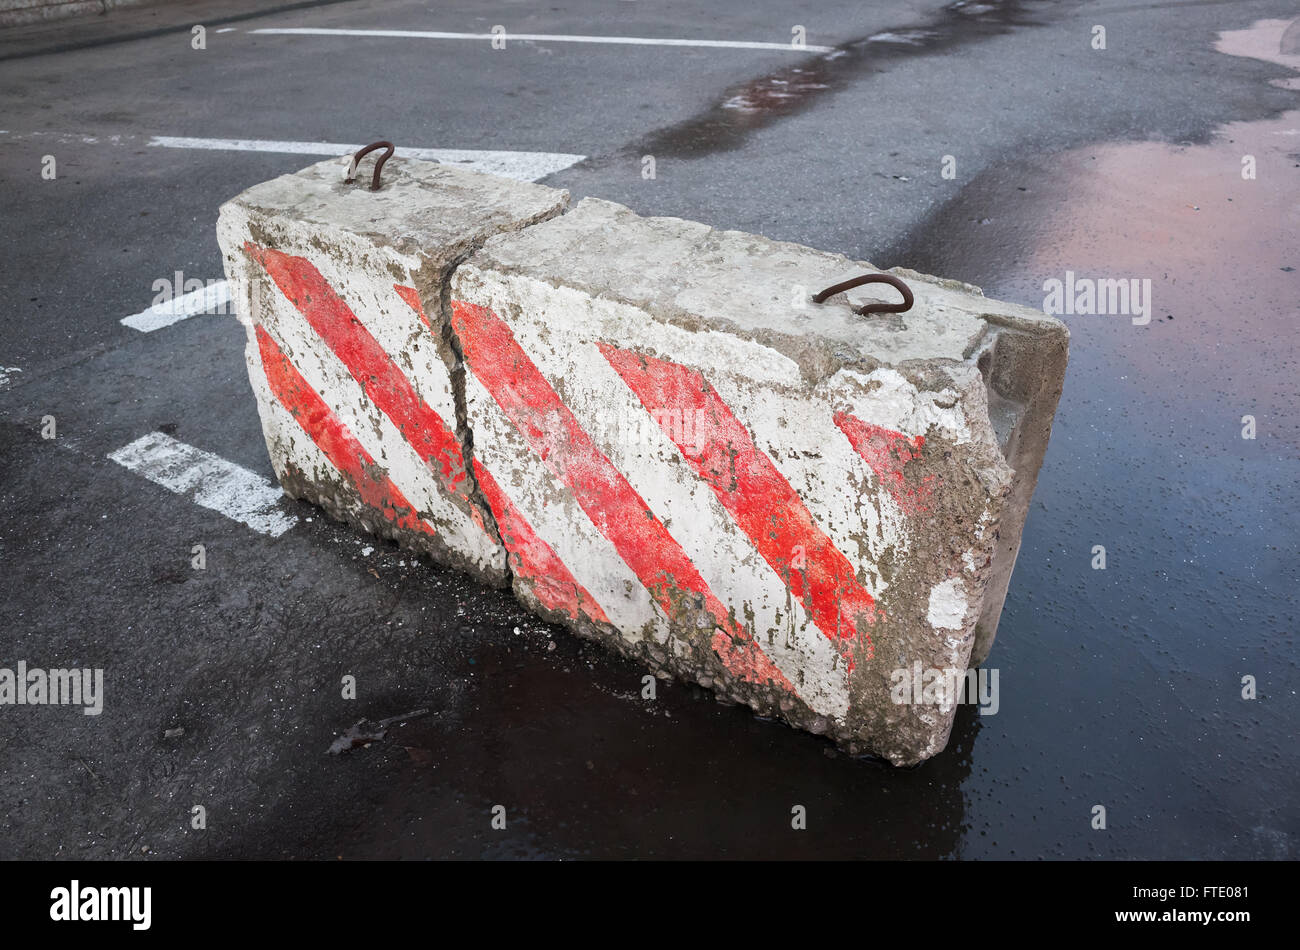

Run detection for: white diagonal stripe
[[108, 432, 297, 537], [120, 280, 230, 333], [243, 246, 502, 571], [465, 372, 661, 642], [455, 268, 852, 718]]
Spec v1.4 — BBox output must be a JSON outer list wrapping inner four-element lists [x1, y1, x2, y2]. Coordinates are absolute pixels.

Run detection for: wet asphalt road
[[0, 0, 1296, 859]]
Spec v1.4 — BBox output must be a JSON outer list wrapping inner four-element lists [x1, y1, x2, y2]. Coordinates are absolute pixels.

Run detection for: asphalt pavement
[[0, 0, 1296, 859]]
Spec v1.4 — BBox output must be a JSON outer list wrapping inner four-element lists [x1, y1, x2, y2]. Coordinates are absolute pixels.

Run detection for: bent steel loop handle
[[812, 273, 914, 315], [345, 141, 395, 191]]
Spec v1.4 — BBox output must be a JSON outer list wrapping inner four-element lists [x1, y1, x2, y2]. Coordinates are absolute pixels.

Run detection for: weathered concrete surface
[[450, 198, 1067, 764], [218, 162, 1065, 765], [216, 156, 569, 586]]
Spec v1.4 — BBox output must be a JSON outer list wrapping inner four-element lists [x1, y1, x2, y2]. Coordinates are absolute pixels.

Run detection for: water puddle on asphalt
[[891, 17, 1300, 450], [628, 1, 1043, 159], [876, 17, 1300, 859], [300, 629, 984, 859]]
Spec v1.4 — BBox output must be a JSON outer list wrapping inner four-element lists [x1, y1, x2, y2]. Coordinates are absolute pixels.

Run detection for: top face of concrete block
[[470, 197, 1065, 379], [220, 156, 569, 267]]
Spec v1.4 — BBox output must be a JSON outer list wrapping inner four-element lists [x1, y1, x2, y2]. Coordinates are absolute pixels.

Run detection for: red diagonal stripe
[[833, 412, 936, 516], [245, 243, 469, 502], [392, 284, 434, 332], [472, 459, 611, 626], [450, 299, 795, 694], [256, 326, 435, 538], [600, 343, 877, 661]]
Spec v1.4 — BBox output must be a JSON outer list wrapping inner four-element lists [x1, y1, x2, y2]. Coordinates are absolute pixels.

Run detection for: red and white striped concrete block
[[218, 162, 1066, 764], [216, 157, 568, 585], [449, 199, 1067, 763]]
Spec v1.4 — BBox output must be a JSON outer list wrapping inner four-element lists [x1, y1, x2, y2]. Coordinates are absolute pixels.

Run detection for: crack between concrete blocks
[[425, 201, 570, 590], [433, 255, 512, 591]]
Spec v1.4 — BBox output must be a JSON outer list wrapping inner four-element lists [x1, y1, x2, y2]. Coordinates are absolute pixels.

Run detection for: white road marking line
[[146, 136, 586, 182], [120, 280, 231, 333], [249, 27, 836, 53], [108, 432, 297, 537], [0, 131, 585, 183]]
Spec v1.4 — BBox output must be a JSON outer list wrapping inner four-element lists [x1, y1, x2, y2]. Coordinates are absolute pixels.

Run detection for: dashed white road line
[[0, 131, 585, 183], [108, 432, 298, 537], [249, 27, 836, 53], [146, 136, 586, 182], [88, 133, 580, 332], [120, 280, 230, 333]]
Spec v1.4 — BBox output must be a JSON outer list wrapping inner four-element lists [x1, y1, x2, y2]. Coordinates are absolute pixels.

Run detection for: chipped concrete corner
[[218, 158, 1067, 766]]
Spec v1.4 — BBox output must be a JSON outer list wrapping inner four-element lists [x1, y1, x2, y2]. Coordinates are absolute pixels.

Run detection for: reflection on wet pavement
[[214, 17, 1298, 861], [618, 1, 1041, 161], [887, 17, 1298, 859]]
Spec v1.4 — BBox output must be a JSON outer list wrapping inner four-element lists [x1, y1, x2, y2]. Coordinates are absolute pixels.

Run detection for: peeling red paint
[[472, 458, 611, 626], [392, 284, 434, 333], [257, 326, 436, 538], [451, 299, 795, 695], [834, 412, 937, 515], [710, 629, 801, 693], [600, 343, 876, 664], [245, 243, 469, 501]]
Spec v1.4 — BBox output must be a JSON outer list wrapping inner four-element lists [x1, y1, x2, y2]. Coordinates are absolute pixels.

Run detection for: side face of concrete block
[[449, 198, 1067, 764], [216, 157, 568, 586]]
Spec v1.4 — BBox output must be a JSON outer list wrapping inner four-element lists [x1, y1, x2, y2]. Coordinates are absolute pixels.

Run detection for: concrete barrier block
[[218, 161, 1066, 765], [216, 157, 568, 585], [450, 198, 1067, 764]]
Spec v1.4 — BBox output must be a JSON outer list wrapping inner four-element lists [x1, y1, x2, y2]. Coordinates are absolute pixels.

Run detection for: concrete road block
[[219, 161, 1066, 765], [216, 157, 568, 585], [449, 198, 1067, 764]]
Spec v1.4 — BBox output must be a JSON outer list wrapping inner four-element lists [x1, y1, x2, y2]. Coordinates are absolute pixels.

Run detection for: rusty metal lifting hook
[[812, 273, 914, 316], [345, 141, 395, 191]]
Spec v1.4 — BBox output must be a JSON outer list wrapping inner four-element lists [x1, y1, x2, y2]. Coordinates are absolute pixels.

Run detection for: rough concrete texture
[[219, 164, 1065, 766], [450, 198, 1067, 765], [215, 156, 569, 587], [0, 0, 150, 29]]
